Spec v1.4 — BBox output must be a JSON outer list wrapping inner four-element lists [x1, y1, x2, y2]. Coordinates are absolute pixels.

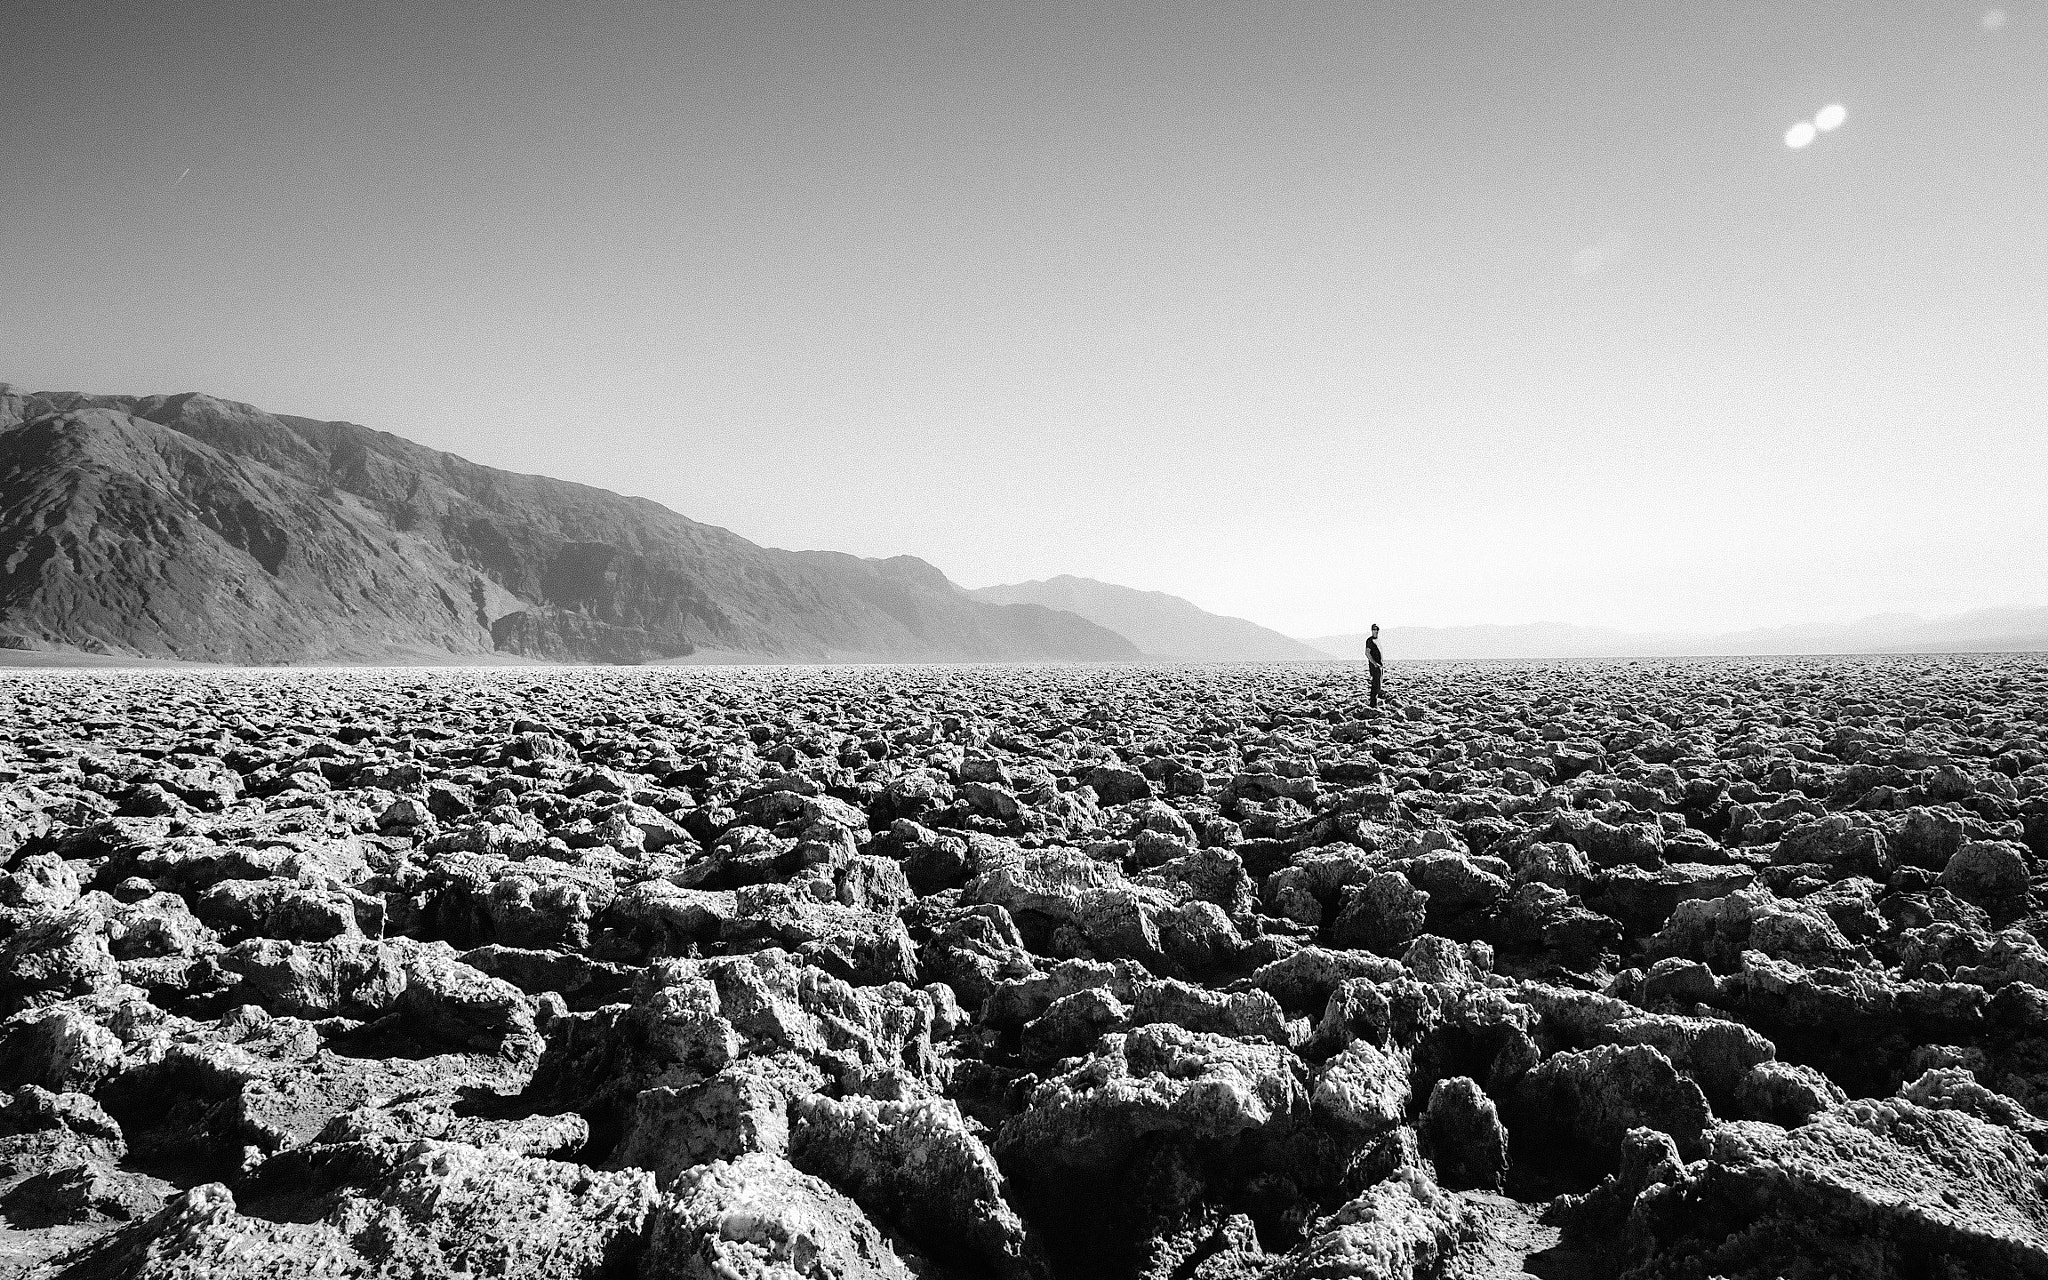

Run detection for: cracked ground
[[0, 655, 2044, 1279]]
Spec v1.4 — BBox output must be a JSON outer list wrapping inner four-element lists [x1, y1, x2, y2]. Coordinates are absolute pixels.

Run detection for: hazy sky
[[5, 1, 2044, 636]]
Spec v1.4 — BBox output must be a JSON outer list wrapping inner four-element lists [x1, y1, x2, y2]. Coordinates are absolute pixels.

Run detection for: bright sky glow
[[3, 1, 2044, 636]]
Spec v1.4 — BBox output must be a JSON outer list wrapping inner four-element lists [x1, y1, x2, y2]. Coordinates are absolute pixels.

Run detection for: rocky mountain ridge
[[0, 385, 1138, 666], [971, 576, 1325, 663]]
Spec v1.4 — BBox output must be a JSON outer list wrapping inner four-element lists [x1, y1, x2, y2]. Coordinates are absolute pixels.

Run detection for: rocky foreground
[[0, 657, 2044, 1279]]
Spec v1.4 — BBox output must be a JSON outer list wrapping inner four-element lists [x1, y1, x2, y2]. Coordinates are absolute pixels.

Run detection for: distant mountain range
[[1303, 608, 2048, 660], [0, 384, 1137, 664], [4, 381, 2039, 668], [969, 576, 1325, 662]]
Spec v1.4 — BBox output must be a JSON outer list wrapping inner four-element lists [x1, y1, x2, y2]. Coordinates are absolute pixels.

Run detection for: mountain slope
[[0, 384, 1139, 664], [970, 575, 1324, 662], [1304, 608, 2048, 660]]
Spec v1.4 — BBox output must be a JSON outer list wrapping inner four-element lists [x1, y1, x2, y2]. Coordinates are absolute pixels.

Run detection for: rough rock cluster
[[0, 655, 2044, 1279]]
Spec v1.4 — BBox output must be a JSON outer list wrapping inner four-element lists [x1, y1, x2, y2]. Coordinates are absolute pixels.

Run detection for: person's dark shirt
[[1366, 636, 1383, 668]]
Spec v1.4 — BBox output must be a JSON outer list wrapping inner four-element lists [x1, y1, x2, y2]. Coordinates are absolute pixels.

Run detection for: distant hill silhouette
[[1304, 608, 2048, 660], [0, 384, 1139, 665], [971, 576, 1325, 662]]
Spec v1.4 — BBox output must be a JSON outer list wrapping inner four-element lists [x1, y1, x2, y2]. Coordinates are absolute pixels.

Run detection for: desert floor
[[0, 655, 2043, 1279]]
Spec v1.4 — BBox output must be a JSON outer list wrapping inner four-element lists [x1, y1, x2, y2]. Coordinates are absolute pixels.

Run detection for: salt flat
[[0, 656, 2043, 1279]]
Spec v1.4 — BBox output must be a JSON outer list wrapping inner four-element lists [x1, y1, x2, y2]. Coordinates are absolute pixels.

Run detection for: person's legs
[[1370, 665, 1381, 707]]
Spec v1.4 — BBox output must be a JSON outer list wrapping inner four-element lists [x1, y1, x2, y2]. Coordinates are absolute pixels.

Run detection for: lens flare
[[1814, 103, 1847, 132], [1785, 121, 1817, 149]]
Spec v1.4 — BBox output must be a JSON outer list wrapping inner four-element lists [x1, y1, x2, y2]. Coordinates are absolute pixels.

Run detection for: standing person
[[1366, 623, 1385, 708]]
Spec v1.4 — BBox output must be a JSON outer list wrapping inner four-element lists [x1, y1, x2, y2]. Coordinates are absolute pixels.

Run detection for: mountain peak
[[0, 383, 1140, 665], [869, 555, 957, 590]]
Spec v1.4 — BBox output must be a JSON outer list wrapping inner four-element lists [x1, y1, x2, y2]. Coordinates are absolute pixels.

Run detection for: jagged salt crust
[[0, 656, 2043, 1279]]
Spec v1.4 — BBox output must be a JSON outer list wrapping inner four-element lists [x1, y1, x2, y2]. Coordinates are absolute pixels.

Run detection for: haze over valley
[[2, 381, 2038, 666]]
